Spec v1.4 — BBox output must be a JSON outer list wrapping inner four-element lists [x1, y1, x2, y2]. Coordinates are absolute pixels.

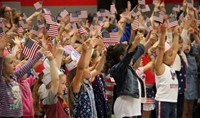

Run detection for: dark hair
[[0, 6, 7, 17], [103, 44, 126, 75]]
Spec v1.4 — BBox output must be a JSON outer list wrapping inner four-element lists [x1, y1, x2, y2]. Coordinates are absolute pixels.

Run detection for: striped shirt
[[0, 52, 43, 117]]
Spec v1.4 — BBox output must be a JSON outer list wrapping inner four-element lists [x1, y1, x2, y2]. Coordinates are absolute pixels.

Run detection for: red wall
[[0, 0, 198, 6]]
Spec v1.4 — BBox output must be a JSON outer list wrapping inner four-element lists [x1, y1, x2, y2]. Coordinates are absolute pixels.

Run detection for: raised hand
[[44, 51, 54, 61], [160, 22, 167, 34], [56, 45, 64, 53], [12, 36, 21, 46], [0, 35, 10, 51]]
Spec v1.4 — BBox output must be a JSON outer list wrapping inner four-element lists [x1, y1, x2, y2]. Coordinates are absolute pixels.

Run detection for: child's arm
[[72, 42, 90, 93], [154, 23, 167, 75], [14, 50, 43, 80], [47, 51, 60, 96], [55, 45, 64, 69], [90, 49, 106, 81]]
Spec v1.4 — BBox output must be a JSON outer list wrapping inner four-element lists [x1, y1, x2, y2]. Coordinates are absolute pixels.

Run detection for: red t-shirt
[[142, 54, 155, 84], [41, 96, 70, 118]]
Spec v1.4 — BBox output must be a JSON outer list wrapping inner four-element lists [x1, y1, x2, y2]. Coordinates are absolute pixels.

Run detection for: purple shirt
[[0, 52, 43, 117]]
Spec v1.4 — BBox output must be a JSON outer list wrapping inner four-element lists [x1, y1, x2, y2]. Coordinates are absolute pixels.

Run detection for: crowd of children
[[0, 0, 200, 118]]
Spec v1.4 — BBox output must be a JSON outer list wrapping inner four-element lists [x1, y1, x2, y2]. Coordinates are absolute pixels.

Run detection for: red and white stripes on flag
[[145, 21, 153, 32], [103, 32, 119, 48], [78, 10, 88, 19], [19, 19, 28, 29], [138, 0, 145, 5], [17, 23, 24, 33], [140, 4, 150, 13], [22, 38, 41, 59], [153, 11, 164, 23], [131, 6, 141, 17], [110, 4, 117, 14], [44, 14, 55, 24], [97, 25, 103, 39], [34, 1, 42, 10], [47, 23, 59, 38], [132, 17, 139, 30], [172, 4, 180, 12], [167, 16, 178, 28], [76, 23, 89, 36], [104, 74, 116, 100]]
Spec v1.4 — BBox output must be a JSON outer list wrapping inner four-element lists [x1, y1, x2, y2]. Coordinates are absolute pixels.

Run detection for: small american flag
[[78, 10, 88, 19], [34, 1, 42, 10], [167, 16, 178, 28], [70, 12, 79, 22], [140, 4, 150, 13], [0, 23, 4, 38], [153, 12, 164, 23], [145, 21, 153, 32], [138, 0, 145, 5], [97, 25, 103, 39], [42, 8, 51, 15], [110, 4, 117, 14], [44, 14, 55, 24], [76, 23, 88, 37], [132, 17, 139, 30], [187, 0, 193, 8], [22, 38, 41, 59], [60, 9, 69, 18], [21, 13, 27, 20], [32, 25, 39, 36], [131, 7, 141, 17], [19, 19, 28, 29], [172, 4, 180, 12], [17, 23, 24, 33], [37, 21, 45, 28], [103, 32, 119, 48], [46, 23, 59, 38]]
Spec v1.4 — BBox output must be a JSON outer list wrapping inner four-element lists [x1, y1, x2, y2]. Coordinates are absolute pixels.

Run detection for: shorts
[[145, 86, 155, 103], [143, 103, 155, 111], [143, 86, 155, 111], [185, 75, 199, 100]]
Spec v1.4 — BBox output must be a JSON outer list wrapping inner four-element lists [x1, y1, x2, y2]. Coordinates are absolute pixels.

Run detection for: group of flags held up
[[1, 0, 200, 60]]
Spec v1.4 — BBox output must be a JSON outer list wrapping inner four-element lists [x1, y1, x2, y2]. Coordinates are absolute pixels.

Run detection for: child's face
[[58, 76, 67, 95], [4, 56, 16, 76], [184, 42, 191, 54]]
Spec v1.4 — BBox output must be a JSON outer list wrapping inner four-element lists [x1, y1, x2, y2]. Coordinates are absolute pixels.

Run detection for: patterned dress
[[72, 78, 97, 118], [92, 74, 110, 118]]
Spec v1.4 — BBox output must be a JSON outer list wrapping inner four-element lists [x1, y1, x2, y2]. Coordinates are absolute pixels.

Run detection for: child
[[0, 35, 43, 117], [68, 42, 97, 117], [40, 50, 70, 118], [153, 24, 179, 118]]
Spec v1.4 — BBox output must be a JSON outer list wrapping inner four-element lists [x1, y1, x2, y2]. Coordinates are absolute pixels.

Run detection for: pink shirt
[[19, 76, 35, 116], [16, 66, 35, 116]]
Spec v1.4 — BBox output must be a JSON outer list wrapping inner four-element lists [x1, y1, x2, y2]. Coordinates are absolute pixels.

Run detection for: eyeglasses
[[4, 10, 12, 13]]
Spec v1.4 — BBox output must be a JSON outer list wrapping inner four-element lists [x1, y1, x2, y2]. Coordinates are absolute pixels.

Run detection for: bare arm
[[90, 50, 106, 81], [72, 42, 90, 93], [46, 51, 60, 95], [154, 23, 167, 75]]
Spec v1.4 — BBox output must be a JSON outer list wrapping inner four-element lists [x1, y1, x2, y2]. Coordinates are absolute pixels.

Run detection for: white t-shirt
[[114, 80, 141, 118], [155, 64, 178, 102]]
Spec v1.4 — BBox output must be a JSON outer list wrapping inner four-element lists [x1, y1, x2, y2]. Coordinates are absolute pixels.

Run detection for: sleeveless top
[[155, 64, 178, 102]]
